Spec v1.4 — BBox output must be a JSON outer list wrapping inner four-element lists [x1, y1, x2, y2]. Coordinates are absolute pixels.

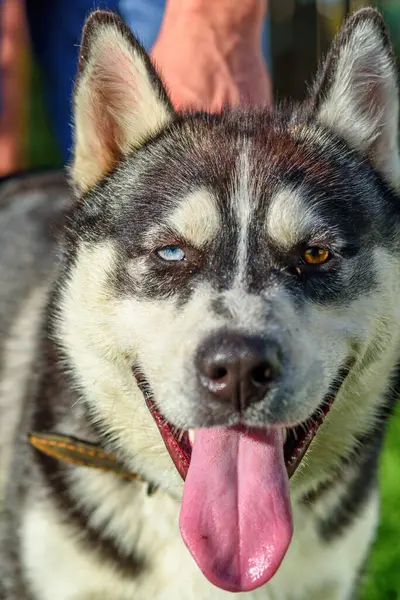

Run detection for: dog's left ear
[[311, 8, 400, 186], [72, 11, 174, 192]]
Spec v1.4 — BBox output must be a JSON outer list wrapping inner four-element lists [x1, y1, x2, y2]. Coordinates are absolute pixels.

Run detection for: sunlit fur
[[1, 8, 400, 600]]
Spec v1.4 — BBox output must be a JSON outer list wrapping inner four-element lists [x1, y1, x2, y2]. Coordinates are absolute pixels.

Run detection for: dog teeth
[[188, 429, 196, 447]]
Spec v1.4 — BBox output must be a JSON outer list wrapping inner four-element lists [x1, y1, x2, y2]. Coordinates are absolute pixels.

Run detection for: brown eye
[[302, 247, 331, 265]]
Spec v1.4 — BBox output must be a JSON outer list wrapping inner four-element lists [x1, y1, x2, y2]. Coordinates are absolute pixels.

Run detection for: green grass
[[361, 403, 400, 600]]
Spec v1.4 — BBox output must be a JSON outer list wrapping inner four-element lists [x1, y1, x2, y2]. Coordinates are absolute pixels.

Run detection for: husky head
[[57, 9, 400, 592]]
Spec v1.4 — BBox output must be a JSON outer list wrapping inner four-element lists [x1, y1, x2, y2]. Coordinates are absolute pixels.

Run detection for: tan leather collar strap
[[28, 432, 158, 495]]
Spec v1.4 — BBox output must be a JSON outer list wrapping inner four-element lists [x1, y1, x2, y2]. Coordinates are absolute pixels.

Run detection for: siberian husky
[[1, 7, 400, 600]]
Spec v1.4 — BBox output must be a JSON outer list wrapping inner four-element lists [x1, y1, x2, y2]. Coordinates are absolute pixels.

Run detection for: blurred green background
[[27, 1, 400, 598]]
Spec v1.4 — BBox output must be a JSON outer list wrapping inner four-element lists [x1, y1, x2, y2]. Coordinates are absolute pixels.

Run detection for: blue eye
[[156, 245, 186, 262]]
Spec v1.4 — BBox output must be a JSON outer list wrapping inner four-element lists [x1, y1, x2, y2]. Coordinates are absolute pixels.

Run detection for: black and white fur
[[1, 8, 400, 600]]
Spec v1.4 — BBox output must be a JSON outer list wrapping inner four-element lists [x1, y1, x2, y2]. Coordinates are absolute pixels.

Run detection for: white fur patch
[[232, 143, 256, 283], [266, 187, 318, 249], [165, 188, 220, 247], [56, 241, 180, 491]]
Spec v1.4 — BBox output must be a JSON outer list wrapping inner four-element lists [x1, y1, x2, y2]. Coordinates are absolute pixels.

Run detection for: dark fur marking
[[31, 334, 147, 581], [318, 443, 379, 542], [34, 449, 147, 579], [306, 362, 400, 542], [210, 296, 233, 320]]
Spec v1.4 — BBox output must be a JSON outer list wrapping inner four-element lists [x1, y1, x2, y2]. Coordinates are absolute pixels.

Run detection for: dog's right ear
[[72, 11, 174, 193]]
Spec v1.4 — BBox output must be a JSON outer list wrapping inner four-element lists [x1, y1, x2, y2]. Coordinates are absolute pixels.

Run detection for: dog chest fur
[[20, 468, 378, 600]]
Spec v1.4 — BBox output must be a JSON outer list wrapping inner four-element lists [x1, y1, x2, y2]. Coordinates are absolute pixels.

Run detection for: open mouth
[[133, 359, 353, 593], [134, 360, 353, 482]]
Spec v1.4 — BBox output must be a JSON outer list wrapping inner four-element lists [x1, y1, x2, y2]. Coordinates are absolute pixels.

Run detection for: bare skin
[[151, 0, 272, 111]]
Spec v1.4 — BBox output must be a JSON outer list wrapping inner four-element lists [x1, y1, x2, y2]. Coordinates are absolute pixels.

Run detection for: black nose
[[196, 331, 282, 412]]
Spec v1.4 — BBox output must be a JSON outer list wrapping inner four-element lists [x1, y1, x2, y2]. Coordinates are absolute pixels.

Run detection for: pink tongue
[[179, 427, 293, 592]]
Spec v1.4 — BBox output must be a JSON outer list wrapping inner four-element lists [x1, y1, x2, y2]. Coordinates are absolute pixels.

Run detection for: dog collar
[[28, 431, 159, 495]]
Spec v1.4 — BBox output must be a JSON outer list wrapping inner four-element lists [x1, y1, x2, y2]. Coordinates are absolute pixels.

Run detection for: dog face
[[58, 9, 400, 492]]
